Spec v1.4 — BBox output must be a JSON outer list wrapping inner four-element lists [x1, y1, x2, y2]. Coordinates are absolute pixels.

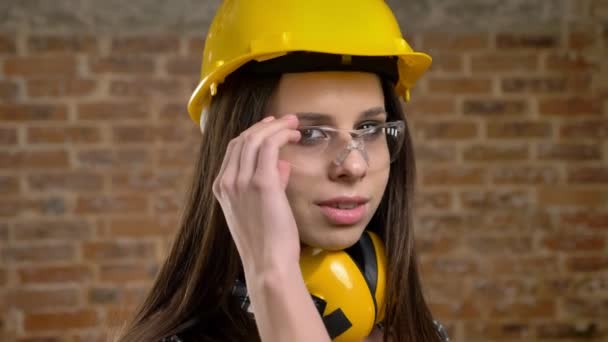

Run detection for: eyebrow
[[295, 106, 387, 125]]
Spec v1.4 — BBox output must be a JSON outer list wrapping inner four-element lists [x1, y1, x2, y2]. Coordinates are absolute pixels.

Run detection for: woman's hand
[[212, 114, 302, 274]]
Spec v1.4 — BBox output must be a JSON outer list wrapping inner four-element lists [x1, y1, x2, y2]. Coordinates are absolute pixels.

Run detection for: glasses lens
[[280, 121, 405, 173]]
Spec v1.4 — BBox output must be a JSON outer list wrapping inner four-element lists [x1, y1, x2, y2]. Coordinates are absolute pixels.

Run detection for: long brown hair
[[116, 70, 442, 342]]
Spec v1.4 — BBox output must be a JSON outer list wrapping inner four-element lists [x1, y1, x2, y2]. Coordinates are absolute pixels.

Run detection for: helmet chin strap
[[333, 139, 369, 166]]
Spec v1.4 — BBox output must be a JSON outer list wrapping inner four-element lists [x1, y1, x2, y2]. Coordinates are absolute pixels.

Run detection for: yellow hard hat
[[299, 230, 387, 341], [187, 0, 432, 124]]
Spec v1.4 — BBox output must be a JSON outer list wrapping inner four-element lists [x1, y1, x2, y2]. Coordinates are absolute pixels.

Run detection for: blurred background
[[0, 0, 606, 341]]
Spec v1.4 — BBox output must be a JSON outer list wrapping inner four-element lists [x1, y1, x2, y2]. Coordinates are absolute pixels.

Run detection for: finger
[[214, 116, 275, 195], [213, 139, 237, 196], [221, 137, 245, 194], [238, 115, 299, 187], [254, 128, 301, 186]]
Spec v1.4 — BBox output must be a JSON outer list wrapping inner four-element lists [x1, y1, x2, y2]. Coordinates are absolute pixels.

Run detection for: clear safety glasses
[[280, 120, 405, 173]]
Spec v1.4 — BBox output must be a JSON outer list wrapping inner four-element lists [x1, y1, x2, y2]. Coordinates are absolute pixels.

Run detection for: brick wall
[[1, 0, 607, 341]]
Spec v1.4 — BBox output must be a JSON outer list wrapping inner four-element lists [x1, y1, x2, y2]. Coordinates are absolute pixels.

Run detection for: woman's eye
[[298, 128, 327, 145], [358, 121, 383, 130]]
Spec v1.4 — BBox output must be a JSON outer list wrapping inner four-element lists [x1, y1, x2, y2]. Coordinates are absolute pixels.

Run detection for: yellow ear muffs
[[300, 230, 387, 341]]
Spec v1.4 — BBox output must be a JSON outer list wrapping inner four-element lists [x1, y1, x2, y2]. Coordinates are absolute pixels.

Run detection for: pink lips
[[316, 196, 369, 226]]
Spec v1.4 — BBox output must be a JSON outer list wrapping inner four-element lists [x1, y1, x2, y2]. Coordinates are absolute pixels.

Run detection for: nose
[[329, 147, 368, 182]]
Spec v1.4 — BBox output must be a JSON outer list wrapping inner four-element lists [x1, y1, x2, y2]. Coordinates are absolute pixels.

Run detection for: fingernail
[[285, 114, 298, 121], [262, 116, 274, 122]]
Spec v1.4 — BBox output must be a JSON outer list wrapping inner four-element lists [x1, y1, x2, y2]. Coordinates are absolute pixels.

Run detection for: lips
[[316, 196, 370, 226]]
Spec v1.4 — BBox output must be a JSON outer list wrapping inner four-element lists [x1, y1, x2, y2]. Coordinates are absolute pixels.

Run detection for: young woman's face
[[266, 71, 390, 250]]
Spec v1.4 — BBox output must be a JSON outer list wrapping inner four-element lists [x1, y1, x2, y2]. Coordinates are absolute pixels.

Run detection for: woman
[[117, 0, 449, 341]]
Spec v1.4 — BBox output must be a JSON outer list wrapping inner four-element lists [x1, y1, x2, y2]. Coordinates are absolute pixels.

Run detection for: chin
[[300, 224, 367, 251]]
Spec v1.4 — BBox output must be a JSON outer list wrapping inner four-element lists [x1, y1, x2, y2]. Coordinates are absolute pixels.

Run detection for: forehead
[[266, 71, 384, 116]]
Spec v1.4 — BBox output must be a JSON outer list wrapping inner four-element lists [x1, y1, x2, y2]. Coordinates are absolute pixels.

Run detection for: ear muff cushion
[[344, 231, 379, 323]]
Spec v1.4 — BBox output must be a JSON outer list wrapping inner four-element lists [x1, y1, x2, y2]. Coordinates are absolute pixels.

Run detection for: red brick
[[77, 102, 149, 121], [428, 300, 480, 320], [420, 256, 478, 276], [421, 166, 485, 186], [415, 236, 458, 255], [492, 166, 559, 185], [405, 97, 456, 116], [111, 125, 156, 143], [18, 265, 93, 284], [76, 148, 152, 169], [99, 263, 158, 283], [471, 278, 537, 300], [415, 213, 473, 235], [111, 36, 180, 53], [539, 97, 602, 116], [109, 79, 183, 97], [75, 195, 148, 214], [462, 144, 529, 162], [0, 196, 67, 217], [152, 195, 184, 213], [156, 123, 195, 142], [106, 305, 138, 327], [545, 53, 598, 72], [27, 172, 103, 192], [13, 220, 92, 240], [87, 287, 120, 305], [569, 31, 597, 49], [428, 77, 492, 94], [414, 191, 452, 211], [0, 104, 68, 121], [26, 79, 97, 97], [160, 102, 190, 120], [490, 299, 555, 319], [2, 244, 76, 263], [82, 241, 156, 261], [467, 236, 533, 254], [537, 322, 603, 339], [4, 56, 78, 77], [563, 297, 608, 317], [471, 53, 538, 73], [89, 55, 155, 74], [501, 76, 591, 94], [157, 145, 198, 168], [466, 322, 532, 340], [0, 33, 17, 54], [538, 187, 608, 207], [415, 121, 478, 140], [188, 37, 205, 55], [413, 144, 458, 163], [460, 190, 530, 210], [110, 171, 182, 192], [0, 175, 20, 194], [463, 99, 528, 116], [8, 288, 79, 310], [496, 33, 560, 49], [0, 150, 69, 169], [24, 309, 98, 332], [0, 80, 19, 100], [492, 256, 559, 275], [567, 167, 608, 184], [0, 127, 18, 145], [166, 56, 200, 75], [560, 120, 608, 139], [560, 211, 608, 231], [487, 121, 551, 139], [543, 235, 605, 252], [427, 53, 464, 73], [566, 256, 608, 272], [421, 32, 489, 51], [27, 35, 98, 53], [537, 143, 601, 161], [26, 126, 102, 144]]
